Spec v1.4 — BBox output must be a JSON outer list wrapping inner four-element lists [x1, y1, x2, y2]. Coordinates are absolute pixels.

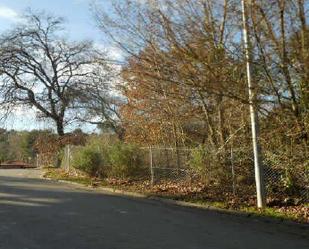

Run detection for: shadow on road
[[0, 173, 308, 249]]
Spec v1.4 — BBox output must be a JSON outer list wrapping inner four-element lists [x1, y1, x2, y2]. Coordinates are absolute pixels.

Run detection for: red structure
[[0, 160, 34, 169]]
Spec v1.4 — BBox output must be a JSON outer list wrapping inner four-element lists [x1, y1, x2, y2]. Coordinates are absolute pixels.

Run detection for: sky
[[0, 0, 116, 133], [0, 0, 103, 41]]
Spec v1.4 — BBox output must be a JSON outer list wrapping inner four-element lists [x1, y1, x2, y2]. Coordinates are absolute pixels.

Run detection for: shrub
[[189, 146, 232, 185], [72, 146, 102, 176], [107, 143, 143, 178], [85, 134, 117, 166], [189, 147, 206, 172], [189, 146, 209, 181], [69, 136, 144, 179]]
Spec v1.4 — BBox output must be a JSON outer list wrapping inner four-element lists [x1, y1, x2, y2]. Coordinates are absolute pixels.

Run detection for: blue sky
[[0, 0, 114, 132], [0, 0, 104, 41]]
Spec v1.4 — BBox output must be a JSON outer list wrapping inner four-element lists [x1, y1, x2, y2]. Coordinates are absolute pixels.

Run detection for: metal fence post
[[36, 154, 39, 168], [67, 145, 71, 173], [149, 147, 154, 186], [230, 147, 236, 195]]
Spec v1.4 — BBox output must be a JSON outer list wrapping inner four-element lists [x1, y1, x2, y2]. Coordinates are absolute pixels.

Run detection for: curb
[[43, 176, 309, 232], [98, 186, 148, 198]]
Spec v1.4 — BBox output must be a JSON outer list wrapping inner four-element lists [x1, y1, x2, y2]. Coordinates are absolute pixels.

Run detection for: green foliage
[[189, 146, 220, 184], [189, 146, 207, 176], [107, 143, 142, 178], [72, 147, 102, 176], [0, 129, 52, 162], [0, 129, 10, 161], [281, 171, 294, 193], [68, 135, 141, 178], [83, 135, 118, 174], [189, 146, 233, 185], [69, 135, 142, 178], [264, 147, 307, 196]]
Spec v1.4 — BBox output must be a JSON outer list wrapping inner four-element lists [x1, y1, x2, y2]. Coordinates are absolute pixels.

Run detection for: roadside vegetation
[[43, 133, 308, 224], [0, 0, 308, 224], [0, 129, 53, 163]]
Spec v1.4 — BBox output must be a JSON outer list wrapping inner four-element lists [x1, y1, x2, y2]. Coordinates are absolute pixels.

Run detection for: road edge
[[42, 175, 309, 231]]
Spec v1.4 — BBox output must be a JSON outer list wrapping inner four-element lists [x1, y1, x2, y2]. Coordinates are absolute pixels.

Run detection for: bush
[[189, 147, 206, 172], [72, 147, 102, 176], [189, 146, 232, 185], [189, 146, 209, 181], [107, 143, 143, 178], [69, 135, 144, 178]]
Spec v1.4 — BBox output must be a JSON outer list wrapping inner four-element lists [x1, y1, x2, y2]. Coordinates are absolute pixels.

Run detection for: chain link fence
[[141, 147, 308, 203], [61, 144, 308, 204], [61, 145, 82, 176]]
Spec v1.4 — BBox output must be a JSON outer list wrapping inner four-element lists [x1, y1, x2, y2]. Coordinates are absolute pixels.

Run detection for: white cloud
[[94, 42, 124, 61], [0, 6, 19, 22], [107, 46, 124, 61]]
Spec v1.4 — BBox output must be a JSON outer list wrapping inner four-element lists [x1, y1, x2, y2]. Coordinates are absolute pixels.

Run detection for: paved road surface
[[0, 169, 308, 249]]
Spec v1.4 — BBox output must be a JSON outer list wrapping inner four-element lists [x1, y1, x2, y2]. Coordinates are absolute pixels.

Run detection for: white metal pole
[[241, 0, 266, 208]]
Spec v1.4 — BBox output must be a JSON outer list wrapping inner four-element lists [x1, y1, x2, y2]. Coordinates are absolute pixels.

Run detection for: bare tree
[[75, 75, 125, 138], [0, 11, 112, 136]]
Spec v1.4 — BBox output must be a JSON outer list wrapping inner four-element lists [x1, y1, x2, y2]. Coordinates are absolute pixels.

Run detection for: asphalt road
[[0, 169, 308, 249]]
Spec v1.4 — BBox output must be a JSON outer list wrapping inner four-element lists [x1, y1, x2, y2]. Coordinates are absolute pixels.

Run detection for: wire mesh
[[60, 145, 308, 204], [142, 147, 308, 204]]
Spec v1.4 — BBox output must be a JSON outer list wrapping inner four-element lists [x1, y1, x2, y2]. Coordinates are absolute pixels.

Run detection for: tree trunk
[[56, 120, 65, 136]]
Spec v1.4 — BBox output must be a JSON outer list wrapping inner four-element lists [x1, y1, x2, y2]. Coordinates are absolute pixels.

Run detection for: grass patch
[[44, 168, 93, 186], [241, 207, 299, 221]]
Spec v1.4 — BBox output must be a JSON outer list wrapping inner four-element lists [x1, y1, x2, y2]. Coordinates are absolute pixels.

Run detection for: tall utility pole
[[241, 0, 266, 208]]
